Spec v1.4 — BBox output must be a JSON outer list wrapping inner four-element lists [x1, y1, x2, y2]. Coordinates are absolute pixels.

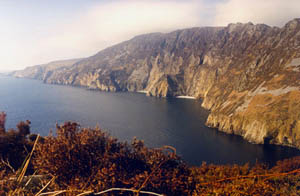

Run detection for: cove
[[0, 76, 299, 166]]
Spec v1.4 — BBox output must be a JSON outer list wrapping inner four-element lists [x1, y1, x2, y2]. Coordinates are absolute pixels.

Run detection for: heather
[[0, 113, 300, 195]]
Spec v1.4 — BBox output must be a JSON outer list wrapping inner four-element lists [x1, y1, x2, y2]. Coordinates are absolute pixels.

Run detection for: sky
[[0, 0, 299, 71]]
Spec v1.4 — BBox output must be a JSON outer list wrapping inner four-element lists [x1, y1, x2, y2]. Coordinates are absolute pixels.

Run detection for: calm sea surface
[[1, 76, 299, 166]]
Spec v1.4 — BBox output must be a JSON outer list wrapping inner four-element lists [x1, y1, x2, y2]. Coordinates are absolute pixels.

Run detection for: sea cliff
[[12, 19, 300, 149]]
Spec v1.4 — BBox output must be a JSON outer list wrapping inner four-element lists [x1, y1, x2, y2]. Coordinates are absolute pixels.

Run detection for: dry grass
[[1, 119, 300, 195]]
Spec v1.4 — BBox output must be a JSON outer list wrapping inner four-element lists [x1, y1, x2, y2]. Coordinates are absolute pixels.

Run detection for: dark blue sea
[[0, 76, 299, 166]]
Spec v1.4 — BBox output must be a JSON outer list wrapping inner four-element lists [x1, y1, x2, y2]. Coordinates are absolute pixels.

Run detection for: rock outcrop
[[12, 19, 300, 149]]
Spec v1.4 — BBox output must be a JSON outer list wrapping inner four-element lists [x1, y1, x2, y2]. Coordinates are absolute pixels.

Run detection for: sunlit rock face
[[12, 19, 300, 149]]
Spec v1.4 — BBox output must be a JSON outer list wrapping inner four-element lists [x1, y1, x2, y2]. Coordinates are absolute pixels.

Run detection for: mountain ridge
[[11, 58, 83, 81], [11, 18, 300, 149]]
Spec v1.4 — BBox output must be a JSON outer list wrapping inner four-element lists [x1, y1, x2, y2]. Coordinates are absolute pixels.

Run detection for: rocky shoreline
[[11, 19, 300, 149]]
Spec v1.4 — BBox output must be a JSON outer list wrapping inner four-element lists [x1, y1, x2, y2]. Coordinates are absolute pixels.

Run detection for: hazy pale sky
[[0, 0, 299, 71]]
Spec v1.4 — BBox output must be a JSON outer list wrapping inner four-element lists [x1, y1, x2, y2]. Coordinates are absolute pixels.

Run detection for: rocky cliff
[[13, 19, 300, 149], [11, 58, 82, 81]]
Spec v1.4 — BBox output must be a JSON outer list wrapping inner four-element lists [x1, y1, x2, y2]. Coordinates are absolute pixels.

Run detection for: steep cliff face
[[13, 19, 300, 149], [43, 29, 225, 95], [11, 59, 82, 81], [203, 19, 300, 148]]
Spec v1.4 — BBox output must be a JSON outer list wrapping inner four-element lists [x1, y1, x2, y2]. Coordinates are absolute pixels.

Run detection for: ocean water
[[0, 76, 299, 166]]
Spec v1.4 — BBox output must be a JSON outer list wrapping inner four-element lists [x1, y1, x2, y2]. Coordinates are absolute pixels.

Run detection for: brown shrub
[[33, 122, 192, 195], [191, 159, 300, 196], [1, 118, 300, 195], [0, 112, 6, 134], [0, 120, 33, 174]]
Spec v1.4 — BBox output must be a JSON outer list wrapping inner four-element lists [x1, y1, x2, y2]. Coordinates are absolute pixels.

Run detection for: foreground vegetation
[[0, 113, 300, 195]]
